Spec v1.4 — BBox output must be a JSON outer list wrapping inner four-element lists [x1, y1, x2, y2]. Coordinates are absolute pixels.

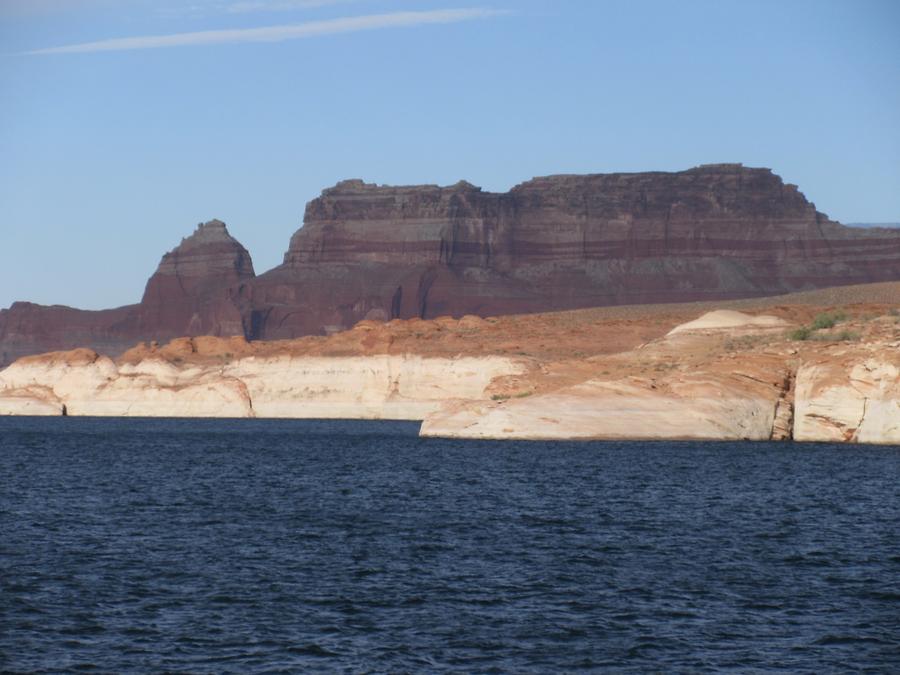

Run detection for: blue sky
[[1, 0, 899, 310]]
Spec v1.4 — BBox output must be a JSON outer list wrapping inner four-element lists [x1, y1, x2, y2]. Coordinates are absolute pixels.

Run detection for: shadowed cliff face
[[243, 164, 900, 339], [0, 220, 254, 366], [137, 219, 255, 338], [2, 164, 900, 364]]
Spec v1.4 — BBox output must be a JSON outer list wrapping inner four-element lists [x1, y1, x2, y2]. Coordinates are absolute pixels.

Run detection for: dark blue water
[[2, 418, 899, 673]]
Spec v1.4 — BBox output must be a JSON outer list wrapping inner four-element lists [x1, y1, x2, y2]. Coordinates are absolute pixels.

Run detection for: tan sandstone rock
[[667, 310, 789, 335], [794, 349, 900, 444], [0, 348, 523, 420]]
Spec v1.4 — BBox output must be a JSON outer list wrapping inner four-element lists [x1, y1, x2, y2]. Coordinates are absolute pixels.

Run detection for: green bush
[[789, 327, 812, 341], [810, 311, 847, 330], [492, 391, 533, 401]]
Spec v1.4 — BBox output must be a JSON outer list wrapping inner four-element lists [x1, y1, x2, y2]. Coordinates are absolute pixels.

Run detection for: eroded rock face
[[246, 164, 900, 339], [0, 344, 523, 419], [794, 350, 900, 443], [4, 165, 900, 363], [420, 376, 783, 441], [421, 313, 795, 441], [3, 300, 899, 444], [0, 220, 254, 366], [0, 303, 135, 370], [137, 219, 254, 339]]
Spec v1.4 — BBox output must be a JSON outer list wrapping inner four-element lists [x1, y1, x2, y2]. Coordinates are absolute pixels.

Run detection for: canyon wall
[[4, 164, 900, 364], [244, 165, 900, 340]]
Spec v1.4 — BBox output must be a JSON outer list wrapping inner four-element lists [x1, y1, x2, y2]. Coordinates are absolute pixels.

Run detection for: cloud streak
[[26, 7, 507, 55]]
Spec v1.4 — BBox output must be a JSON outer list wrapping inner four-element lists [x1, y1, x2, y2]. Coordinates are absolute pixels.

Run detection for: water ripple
[[1, 417, 899, 672]]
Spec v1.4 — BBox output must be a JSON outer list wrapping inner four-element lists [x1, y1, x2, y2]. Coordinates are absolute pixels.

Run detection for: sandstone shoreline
[[1, 283, 898, 445]]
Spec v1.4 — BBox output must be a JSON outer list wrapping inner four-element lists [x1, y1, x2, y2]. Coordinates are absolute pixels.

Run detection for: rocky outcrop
[[666, 309, 790, 335], [421, 311, 795, 441], [137, 219, 254, 338], [4, 165, 900, 364], [0, 303, 135, 371], [794, 349, 900, 443], [420, 375, 783, 441], [0, 220, 254, 367], [419, 308, 900, 444], [0, 342, 522, 419], [2, 297, 899, 445], [244, 164, 900, 340]]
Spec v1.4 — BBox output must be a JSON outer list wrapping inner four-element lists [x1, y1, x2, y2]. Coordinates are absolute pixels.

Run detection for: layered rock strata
[[137, 219, 254, 338], [247, 165, 900, 340], [0, 343, 522, 420], [0, 220, 253, 366], [2, 286, 898, 444], [4, 165, 900, 366], [421, 313, 795, 440]]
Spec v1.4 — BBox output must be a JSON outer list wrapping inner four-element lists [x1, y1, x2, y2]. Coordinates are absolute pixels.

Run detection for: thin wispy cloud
[[25, 8, 506, 54]]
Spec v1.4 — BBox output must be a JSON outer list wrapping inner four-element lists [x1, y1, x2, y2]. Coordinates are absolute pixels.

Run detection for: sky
[[1, 0, 899, 310]]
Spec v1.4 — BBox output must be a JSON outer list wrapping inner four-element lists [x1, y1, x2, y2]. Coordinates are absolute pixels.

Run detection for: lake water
[[1, 417, 899, 672]]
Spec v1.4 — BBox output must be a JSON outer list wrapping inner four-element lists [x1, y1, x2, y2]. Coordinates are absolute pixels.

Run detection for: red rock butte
[[2, 163, 899, 366]]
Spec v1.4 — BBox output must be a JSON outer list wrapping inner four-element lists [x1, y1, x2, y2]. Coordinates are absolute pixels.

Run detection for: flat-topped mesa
[[4, 165, 900, 362], [286, 179, 492, 266], [285, 164, 861, 271], [509, 164, 820, 222], [138, 219, 255, 338], [254, 165, 900, 341]]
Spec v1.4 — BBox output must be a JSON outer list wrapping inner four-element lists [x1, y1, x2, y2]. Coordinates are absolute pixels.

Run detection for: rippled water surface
[[2, 417, 899, 672]]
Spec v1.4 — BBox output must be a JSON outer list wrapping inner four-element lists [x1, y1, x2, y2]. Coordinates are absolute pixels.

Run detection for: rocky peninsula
[[1, 282, 897, 444]]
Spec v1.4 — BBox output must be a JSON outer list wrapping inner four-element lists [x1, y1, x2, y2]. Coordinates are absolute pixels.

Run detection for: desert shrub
[[836, 330, 860, 341], [789, 327, 812, 341], [723, 334, 769, 351], [810, 311, 847, 330], [492, 391, 533, 401], [808, 329, 860, 342]]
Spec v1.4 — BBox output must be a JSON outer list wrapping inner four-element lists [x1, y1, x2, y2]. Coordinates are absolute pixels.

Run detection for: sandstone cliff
[[0, 220, 253, 366], [795, 349, 900, 443], [244, 164, 900, 340], [0, 342, 522, 420], [4, 165, 900, 365], [2, 283, 898, 444], [137, 219, 254, 338]]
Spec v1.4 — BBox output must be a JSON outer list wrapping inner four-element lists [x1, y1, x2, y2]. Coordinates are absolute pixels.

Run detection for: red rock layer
[[0, 220, 254, 366], [136, 219, 254, 338], [2, 165, 899, 364], [242, 164, 900, 339]]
